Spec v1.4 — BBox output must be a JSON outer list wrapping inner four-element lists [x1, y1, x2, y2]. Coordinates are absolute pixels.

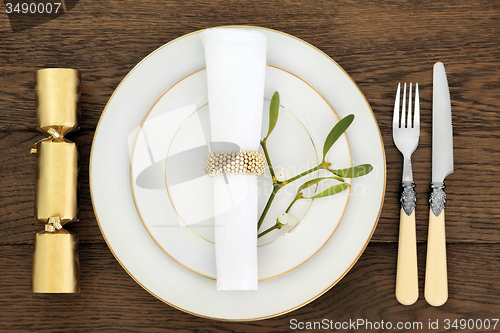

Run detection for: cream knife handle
[[396, 208, 419, 305], [425, 208, 448, 306]]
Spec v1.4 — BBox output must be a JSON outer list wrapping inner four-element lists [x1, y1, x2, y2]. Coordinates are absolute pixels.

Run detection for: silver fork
[[393, 82, 420, 305]]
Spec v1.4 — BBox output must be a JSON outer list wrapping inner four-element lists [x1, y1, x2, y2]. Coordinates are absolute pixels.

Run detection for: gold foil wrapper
[[31, 68, 81, 293], [31, 229, 80, 293], [34, 139, 78, 223], [35, 68, 81, 136]]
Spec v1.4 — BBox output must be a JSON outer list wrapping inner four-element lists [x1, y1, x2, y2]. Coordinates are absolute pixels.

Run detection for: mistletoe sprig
[[258, 91, 373, 238]]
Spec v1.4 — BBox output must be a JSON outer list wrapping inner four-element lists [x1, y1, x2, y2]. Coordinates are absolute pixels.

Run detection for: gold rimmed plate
[[130, 66, 352, 281], [90, 26, 386, 321]]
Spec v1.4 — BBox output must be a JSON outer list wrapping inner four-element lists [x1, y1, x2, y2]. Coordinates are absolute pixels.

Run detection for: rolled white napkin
[[200, 28, 267, 290]]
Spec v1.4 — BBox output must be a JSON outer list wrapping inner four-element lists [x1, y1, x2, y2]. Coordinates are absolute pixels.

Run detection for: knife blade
[[425, 61, 453, 307], [432, 62, 454, 186]]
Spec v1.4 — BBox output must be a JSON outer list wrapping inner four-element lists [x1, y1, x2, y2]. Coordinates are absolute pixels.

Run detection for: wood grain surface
[[1, 0, 499, 332]]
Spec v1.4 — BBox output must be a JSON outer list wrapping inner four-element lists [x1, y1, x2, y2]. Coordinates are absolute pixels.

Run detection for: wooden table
[[1, 1, 499, 331]]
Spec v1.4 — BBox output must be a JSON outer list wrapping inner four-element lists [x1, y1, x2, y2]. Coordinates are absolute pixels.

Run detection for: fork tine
[[393, 83, 400, 128], [414, 83, 420, 128], [408, 83, 413, 128], [401, 83, 407, 128]]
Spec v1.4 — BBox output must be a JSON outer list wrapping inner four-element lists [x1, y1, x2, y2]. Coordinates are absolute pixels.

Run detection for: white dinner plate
[[91, 26, 386, 320], [130, 66, 352, 281]]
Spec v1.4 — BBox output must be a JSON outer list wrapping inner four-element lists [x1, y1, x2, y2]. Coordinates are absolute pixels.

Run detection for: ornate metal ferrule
[[400, 182, 417, 216], [429, 184, 446, 216]]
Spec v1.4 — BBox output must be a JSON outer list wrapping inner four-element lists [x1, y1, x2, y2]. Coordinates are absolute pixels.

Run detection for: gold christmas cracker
[[31, 68, 81, 293]]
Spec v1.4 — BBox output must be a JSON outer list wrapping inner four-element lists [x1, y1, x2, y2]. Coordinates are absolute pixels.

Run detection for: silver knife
[[425, 62, 454, 306]]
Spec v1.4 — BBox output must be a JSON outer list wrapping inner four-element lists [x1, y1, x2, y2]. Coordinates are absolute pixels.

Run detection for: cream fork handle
[[425, 209, 448, 306], [396, 208, 419, 305]]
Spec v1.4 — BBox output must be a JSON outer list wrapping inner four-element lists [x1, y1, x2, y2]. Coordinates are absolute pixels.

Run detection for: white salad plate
[[130, 66, 352, 281], [90, 26, 386, 321]]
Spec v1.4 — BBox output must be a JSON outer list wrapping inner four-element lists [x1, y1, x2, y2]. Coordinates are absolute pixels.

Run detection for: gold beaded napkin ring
[[203, 150, 267, 177]]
